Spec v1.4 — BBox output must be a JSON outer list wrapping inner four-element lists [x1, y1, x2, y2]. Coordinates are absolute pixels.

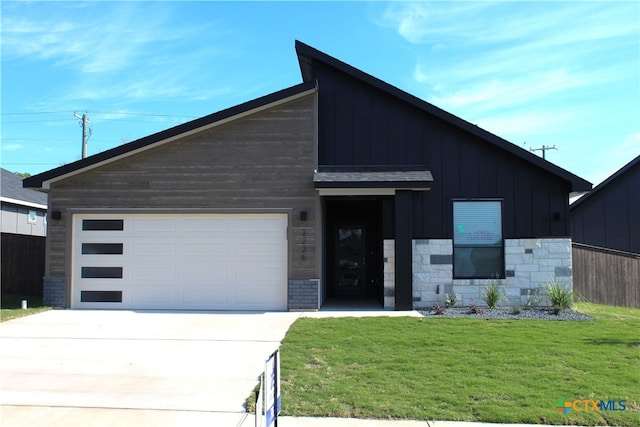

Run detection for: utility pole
[[74, 112, 91, 159], [529, 144, 557, 160]]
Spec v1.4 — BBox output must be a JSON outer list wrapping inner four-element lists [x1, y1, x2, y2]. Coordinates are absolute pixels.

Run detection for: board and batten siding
[[45, 95, 318, 294], [313, 63, 573, 240]]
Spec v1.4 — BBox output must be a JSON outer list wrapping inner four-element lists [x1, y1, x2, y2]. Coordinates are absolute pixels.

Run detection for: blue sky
[[2, 1, 639, 188]]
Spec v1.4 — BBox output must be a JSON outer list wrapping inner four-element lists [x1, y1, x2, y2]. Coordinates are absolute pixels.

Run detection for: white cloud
[[1, 4, 211, 74], [1, 143, 23, 152], [473, 109, 577, 141]]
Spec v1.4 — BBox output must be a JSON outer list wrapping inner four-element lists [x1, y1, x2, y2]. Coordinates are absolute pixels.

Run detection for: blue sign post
[[265, 349, 281, 427]]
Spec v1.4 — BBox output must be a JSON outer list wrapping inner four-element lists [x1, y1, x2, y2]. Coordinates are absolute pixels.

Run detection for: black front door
[[335, 226, 366, 297], [325, 199, 383, 302]]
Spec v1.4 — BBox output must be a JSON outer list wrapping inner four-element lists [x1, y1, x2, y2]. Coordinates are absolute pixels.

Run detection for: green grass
[[1, 293, 50, 322], [277, 304, 639, 426]]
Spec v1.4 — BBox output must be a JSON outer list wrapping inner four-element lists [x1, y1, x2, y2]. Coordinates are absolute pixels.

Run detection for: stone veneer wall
[[288, 279, 320, 311], [43, 276, 67, 308], [412, 238, 572, 308], [383, 239, 395, 309]]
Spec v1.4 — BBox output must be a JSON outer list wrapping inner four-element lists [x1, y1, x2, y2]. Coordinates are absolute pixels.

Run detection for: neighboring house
[[1, 168, 47, 296], [570, 154, 640, 254], [570, 155, 640, 308], [24, 41, 591, 311]]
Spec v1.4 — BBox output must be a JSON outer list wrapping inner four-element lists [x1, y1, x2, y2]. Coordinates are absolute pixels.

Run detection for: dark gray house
[[24, 41, 591, 310], [1, 168, 47, 296], [570, 154, 640, 254]]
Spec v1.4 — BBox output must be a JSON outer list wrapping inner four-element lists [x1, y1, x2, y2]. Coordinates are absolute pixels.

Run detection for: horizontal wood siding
[[572, 243, 640, 308], [1, 233, 45, 296], [47, 95, 317, 281], [570, 161, 640, 254], [315, 63, 572, 239]]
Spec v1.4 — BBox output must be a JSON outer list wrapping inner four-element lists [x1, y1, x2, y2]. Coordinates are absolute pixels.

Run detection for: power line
[[2, 119, 76, 124], [0, 111, 72, 116], [2, 110, 198, 119]]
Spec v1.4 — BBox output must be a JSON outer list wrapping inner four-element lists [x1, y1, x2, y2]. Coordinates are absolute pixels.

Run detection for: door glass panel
[[337, 227, 364, 291]]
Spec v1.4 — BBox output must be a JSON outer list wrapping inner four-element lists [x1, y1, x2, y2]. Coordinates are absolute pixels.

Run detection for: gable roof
[[24, 82, 316, 190], [295, 40, 591, 193], [25, 41, 591, 194], [1, 168, 47, 209], [570, 154, 640, 211]]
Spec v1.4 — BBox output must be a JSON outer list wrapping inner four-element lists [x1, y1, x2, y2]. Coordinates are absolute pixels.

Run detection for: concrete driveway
[[0, 309, 301, 427]]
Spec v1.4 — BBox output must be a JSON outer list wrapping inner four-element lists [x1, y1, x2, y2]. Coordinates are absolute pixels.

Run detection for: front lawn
[[278, 303, 639, 426], [1, 293, 50, 322]]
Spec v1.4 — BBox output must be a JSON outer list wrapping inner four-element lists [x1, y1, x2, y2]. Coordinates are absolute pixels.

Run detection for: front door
[[335, 226, 366, 297], [325, 199, 383, 302]]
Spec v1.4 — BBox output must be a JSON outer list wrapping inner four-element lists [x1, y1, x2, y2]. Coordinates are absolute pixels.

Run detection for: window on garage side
[[453, 200, 504, 279], [82, 219, 124, 231]]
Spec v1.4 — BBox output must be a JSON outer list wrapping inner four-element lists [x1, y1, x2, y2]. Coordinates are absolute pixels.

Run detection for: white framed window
[[453, 200, 504, 279], [28, 210, 37, 224]]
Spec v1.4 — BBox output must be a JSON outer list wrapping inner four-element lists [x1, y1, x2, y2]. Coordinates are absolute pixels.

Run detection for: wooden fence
[[572, 242, 640, 308], [1, 233, 46, 296]]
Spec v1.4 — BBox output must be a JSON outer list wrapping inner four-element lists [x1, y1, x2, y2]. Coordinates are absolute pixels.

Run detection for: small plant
[[445, 292, 459, 308], [481, 281, 503, 308], [524, 288, 542, 310], [468, 302, 484, 314], [544, 279, 573, 314], [510, 305, 522, 315], [431, 304, 446, 315]]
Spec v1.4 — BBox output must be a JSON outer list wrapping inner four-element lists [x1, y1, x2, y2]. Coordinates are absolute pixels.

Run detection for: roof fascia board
[[295, 40, 591, 192], [28, 83, 317, 190], [0, 196, 47, 210], [317, 188, 397, 196]]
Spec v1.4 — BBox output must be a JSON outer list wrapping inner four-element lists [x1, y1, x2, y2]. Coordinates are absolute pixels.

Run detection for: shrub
[[544, 280, 572, 314], [510, 305, 522, 315], [432, 304, 446, 315], [445, 292, 459, 308], [481, 281, 503, 308], [468, 302, 483, 314]]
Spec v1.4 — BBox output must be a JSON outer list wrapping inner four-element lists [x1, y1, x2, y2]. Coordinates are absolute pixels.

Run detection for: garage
[[71, 213, 288, 310]]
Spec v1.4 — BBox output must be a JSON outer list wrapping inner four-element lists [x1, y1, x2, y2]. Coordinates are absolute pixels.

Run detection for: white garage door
[[71, 213, 288, 310]]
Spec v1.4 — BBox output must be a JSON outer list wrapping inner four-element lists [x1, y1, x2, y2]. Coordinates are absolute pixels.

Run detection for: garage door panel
[[130, 265, 177, 281], [234, 287, 283, 306], [183, 218, 231, 232], [131, 241, 177, 257], [130, 218, 176, 233], [234, 266, 284, 282], [182, 242, 228, 256], [72, 213, 288, 310], [182, 265, 229, 282], [182, 288, 227, 304], [129, 288, 176, 305]]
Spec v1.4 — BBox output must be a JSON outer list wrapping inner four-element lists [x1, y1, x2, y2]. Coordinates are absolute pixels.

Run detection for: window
[[82, 219, 124, 231], [453, 200, 504, 279], [28, 210, 37, 224], [81, 291, 123, 303], [82, 243, 124, 255], [81, 267, 123, 279]]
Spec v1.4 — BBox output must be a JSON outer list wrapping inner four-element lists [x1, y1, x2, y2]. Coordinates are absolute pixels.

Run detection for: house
[[570, 155, 640, 308], [1, 168, 47, 296], [24, 41, 591, 311], [570, 154, 640, 254]]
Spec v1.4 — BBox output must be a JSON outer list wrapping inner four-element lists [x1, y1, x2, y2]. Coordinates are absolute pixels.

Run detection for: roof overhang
[[314, 168, 433, 196], [0, 196, 47, 210]]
